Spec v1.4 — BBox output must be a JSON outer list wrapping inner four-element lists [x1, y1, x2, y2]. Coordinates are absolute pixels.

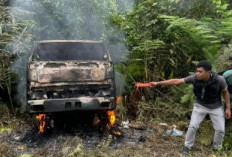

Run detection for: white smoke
[[10, 0, 134, 111]]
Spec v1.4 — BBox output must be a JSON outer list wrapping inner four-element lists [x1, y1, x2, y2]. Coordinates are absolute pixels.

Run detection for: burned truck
[[27, 40, 117, 132]]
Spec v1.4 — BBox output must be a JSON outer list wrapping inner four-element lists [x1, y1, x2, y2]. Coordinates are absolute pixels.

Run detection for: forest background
[[1, 0, 232, 155]]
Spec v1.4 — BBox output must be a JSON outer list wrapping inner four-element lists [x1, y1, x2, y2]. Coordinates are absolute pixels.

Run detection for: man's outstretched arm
[[150, 79, 185, 86]]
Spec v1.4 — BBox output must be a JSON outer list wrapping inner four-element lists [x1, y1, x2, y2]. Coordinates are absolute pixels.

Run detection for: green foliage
[[112, 0, 232, 99], [224, 133, 232, 150], [136, 97, 190, 123], [175, 0, 219, 19], [0, 6, 33, 112], [180, 84, 194, 107], [116, 63, 145, 80], [113, 0, 217, 98], [116, 63, 145, 93], [215, 42, 232, 72], [196, 120, 214, 146], [0, 101, 10, 118]]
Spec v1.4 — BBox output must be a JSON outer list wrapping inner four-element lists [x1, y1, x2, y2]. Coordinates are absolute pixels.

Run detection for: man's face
[[195, 67, 211, 81]]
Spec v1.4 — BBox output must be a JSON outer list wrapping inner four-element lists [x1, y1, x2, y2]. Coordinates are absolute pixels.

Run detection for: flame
[[112, 130, 121, 136], [106, 110, 122, 136], [116, 96, 122, 104], [107, 110, 116, 126], [36, 114, 46, 133]]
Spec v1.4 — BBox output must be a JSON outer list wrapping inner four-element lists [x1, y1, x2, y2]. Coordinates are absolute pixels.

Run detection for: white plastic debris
[[14, 136, 20, 141], [172, 125, 183, 136], [163, 125, 183, 136], [121, 120, 129, 128], [159, 123, 168, 126]]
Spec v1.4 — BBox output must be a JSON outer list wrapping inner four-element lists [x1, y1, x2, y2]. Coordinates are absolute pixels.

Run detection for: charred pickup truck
[[27, 40, 116, 114]]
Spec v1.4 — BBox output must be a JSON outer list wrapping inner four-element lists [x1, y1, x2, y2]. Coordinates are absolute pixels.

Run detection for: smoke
[[10, 0, 134, 62], [11, 54, 29, 113], [10, 0, 134, 111]]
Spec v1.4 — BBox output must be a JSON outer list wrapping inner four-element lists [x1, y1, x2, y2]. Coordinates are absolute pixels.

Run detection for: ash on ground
[[0, 119, 154, 156]]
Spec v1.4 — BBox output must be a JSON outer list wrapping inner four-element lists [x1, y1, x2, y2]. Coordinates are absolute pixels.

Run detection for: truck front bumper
[[28, 97, 116, 113]]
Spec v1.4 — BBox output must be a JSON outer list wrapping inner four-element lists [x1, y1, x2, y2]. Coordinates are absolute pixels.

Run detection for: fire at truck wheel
[[33, 114, 53, 134], [97, 111, 109, 131]]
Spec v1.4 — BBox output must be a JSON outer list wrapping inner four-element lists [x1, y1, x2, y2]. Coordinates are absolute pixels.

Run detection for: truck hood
[[28, 61, 112, 84]]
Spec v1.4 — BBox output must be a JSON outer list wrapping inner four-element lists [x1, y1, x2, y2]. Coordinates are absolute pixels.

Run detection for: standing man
[[222, 55, 232, 134], [150, 60, 231, 155]]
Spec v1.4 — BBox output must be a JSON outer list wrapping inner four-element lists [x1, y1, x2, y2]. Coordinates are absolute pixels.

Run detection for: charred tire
[[98, 111, 109, 131]]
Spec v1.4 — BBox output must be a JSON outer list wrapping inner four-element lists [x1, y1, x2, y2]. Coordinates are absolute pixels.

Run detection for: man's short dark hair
[[197, 60, 212, 71]]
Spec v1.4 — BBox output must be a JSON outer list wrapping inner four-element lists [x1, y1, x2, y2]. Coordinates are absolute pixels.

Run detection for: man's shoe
[[182, 146, 190, 155]]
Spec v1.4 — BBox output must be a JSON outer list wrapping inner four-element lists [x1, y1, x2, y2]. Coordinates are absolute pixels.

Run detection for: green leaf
[[225, 10, 232, 17], [220, 4, 228, 11], [168, 71, 174, 79]]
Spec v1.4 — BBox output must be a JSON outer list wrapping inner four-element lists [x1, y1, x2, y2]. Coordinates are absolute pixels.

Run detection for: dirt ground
[[0, 115, 229, 157]]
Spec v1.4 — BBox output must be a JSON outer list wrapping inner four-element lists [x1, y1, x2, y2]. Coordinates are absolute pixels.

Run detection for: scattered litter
[[121, 120, 129, 128], [128, 123, 146, 130], [159, 123, 168, 126], [163, 130, 172, 136], [14, 136, 20, 141], [121, 121, 147, 130], [172, 128, 183, 136], [163, 125, 183, 136]]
